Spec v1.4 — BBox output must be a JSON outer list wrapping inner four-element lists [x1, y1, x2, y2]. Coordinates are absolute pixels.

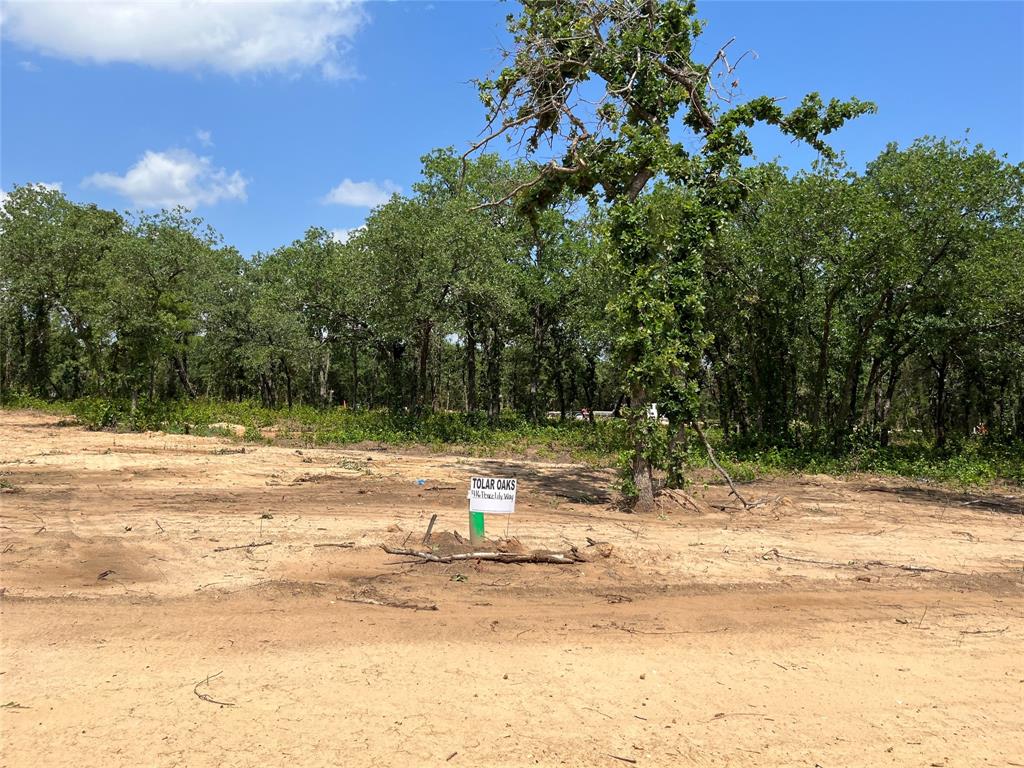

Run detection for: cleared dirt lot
[[1, 409, 1022, 767]]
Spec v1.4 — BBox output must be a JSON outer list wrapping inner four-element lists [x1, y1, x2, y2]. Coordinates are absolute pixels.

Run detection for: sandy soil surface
[[1, 409, 1022, 768]]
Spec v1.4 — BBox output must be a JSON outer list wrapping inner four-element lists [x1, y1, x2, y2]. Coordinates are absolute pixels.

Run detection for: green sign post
[[469, 511, 486, 545]]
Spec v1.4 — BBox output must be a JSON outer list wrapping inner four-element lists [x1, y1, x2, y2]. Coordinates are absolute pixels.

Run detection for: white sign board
[[468, 476, 517, 514]]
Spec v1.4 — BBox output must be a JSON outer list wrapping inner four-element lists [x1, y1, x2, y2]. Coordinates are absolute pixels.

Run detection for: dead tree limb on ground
[[959, 627, 1008, 635], [213, 541, 272, 552], [661, 488, 713, 515], [340, 594, 438, 611], [761, 548, 966, 575], [193, 671, 235, 707], [381, 544, 585, 565], [691, 421, 752, 509], [313, 542, 355, 548]]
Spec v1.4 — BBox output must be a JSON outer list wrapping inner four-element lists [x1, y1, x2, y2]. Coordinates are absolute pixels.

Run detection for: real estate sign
[[468, 476, 517, 514]]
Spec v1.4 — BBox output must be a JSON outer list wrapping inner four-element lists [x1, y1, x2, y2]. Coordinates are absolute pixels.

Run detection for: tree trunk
[[665, 419, 688, 489], [584, 355, 597, 423], [281, 358, 294, 409], [173, 353, 198, 399], [875, 353, 904, 447], [350, 340, 359, 408], [258, 373, 271, 408], [628, 383, 655, 514], [315, 346, 331, 406], [485, 322, 502, 421], [809, 294, 834, 438], [416, 319, 432, 409], [388, 341, 405, 410], [27, 298, 51, 397], [465, 314, 478, 412], [551, 328, 566, 421], [832, 292, 889, 449], [932, 351, 949, 449], [528, 304, 546, 421]]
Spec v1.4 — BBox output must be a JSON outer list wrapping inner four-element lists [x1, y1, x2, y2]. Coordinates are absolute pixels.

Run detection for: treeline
[[2, 138, 1022, 450], [708, 139, 1024, 448]]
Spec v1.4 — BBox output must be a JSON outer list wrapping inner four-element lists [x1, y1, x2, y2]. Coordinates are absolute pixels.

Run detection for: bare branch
[[469, 160, 582, 211]]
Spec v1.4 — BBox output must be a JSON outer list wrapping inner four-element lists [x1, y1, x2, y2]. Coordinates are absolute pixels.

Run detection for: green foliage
[[705, 137, 1024, 451], [700, 439, 1024, 489], [6, 395, 626, 461], [474, 0, 873, 505], [6, 393, 1015, 487]]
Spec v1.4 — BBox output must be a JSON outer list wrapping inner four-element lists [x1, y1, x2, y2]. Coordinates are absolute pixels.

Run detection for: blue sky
[[2, 1, 1022, 255]]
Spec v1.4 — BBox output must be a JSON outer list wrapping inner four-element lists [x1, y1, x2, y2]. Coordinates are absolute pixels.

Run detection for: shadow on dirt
[[861, 484, 1022, 516], [450, 458, 613, 504]]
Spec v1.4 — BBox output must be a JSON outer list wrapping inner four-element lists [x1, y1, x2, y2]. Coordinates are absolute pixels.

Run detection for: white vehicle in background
[[549, 407, 665, 423]]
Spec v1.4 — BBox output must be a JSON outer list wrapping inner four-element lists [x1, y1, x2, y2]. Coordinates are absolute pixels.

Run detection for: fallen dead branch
[[691, 421, 754, 509], [340, 594, 438, 611], [607, 754, 637, 764], [602, 621, 728, 636], [213, 541, 273, 552], [193, 671, 235, 707], [959, 627, 1008, 635], [313, 542, 355, 548], [615, 521, 642, 538], [661, 488, 710, 514], [761, 548, 966, 576], [381, 544, 585, 565]]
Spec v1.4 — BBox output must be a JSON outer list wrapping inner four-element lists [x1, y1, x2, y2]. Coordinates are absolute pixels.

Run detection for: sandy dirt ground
[[1, 409, 1022, 768]]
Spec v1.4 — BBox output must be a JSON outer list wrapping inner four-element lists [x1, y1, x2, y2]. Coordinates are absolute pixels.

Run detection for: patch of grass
[[1, 395, 628, 464], [689, 437, 1023, 489], [3, 395, 1018, 487]]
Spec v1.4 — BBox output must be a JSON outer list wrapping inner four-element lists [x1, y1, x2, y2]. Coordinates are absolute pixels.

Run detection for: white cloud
[[323, 178, 399, 207], [84, 149, 247, 208], [330, 226, 364, 243], [196, 129, 213, 147], [1, 1, 366, 78]]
